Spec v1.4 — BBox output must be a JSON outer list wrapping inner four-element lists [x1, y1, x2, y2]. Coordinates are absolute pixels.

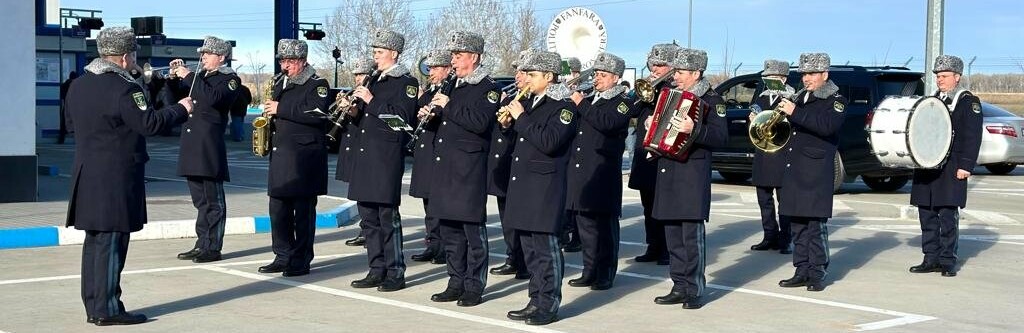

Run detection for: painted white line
[[739, 192, 758, 204], [831, 224, 999, 231], [970, 190, 1024, 197], [713, 208, 763, 213], [962, 209, 1019, 225], [203, 266, 566, 333]]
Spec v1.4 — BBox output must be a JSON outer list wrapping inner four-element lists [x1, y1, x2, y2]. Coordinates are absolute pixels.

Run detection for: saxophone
[[252, 73, 284, 157]]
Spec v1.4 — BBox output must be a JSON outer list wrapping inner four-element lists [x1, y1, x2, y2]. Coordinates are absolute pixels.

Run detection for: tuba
[[253, 73, 284, 157]]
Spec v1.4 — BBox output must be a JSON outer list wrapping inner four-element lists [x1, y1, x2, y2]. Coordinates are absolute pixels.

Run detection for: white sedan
[[977, 102, 1024, 175]]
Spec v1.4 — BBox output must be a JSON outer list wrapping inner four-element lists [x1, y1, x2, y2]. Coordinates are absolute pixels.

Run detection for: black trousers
[[520, 230, 564, 313], [497, 196, 526, 270], [572, 210, 619, 283], [269, 196, 317, 271], [664, 220, 706, 297], [440, 219, 489, 293], [81, 231, 130, 319], [188, 176, 226, 252], [756, 186, 790, 245], [358, 202, 406, 278], [919, 206, 959, 267], [422, 198, 441, 253], [787, 216, 830, 281], [639, 188, 666, 255]]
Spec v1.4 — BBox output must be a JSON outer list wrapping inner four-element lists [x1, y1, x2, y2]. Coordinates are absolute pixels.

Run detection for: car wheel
[[833, 153, 845, 193], [862, 175, 910, 192], [718, 171, 751, 183], [985, 163, 1017, 175]]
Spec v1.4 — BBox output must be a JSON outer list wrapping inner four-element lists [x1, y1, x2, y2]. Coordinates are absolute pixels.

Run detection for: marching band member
[[257, 39, 331, 277], [749, 59, 795, 255], [561, 56, 584, 252], [347, 29, 419, 292], [409, 49, 452, 265], [565, 52, 636, 291], [649, 48, 727, 310], [66, 26, 193, 325], [171, 36, 241, 263], [338, 58, 377, 248], [775, 52, 846, 292], [629, 43, 681, 266], [501, 50, 577, 326], [488, 50, 533, 280], [425, 31, 498, 307], [909, 55, 983, 277]]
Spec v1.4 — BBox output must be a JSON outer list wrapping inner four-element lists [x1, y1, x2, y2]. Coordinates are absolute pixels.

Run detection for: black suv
[[712, 65, 925, 192]]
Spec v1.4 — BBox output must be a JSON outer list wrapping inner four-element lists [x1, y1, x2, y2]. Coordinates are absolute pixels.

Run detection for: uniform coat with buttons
[[651, 88, 729, 221], [504, 96, 578, 233], [428, 76, 500, 223], [566, 91, 637, 215], [751, 93, 789, 187], [777, 85, 847, 218], [487, 93, 522, 197], [409, 87, 439, 198], [336, 76, 375, 183], [65, 60, 189, 232], [910, 91, 983, 208], [174, 70, 240, 181], [346, 68, 419, 205], [627, 80, 673, 192], [267, 69, 331, 198]]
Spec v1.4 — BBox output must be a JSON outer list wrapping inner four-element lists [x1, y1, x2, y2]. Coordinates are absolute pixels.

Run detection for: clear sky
[[59, 0, 1024, 75]]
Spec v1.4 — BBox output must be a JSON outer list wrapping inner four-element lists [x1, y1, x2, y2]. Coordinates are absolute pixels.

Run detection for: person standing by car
[[908, 55, 983, 278], [749, 59, 795, 255]]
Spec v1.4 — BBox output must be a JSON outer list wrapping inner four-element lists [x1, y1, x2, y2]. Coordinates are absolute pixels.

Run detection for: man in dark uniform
[[488, 50, 532, 280], [424, 31, 498, 307], [347, 29, 419, 292], [909, 55, 983, 277], [409, 49, 452, 265], [337, 58, 376, 247], [628, 43, 681, 266], [256, 39, 331, 277], [501, 50, 576, 325], [775, 52, 846, 292], [171, 36, 241, 263], [749, 59, 795, 255], [58, 71, 78, 144], [560, 56, 584, 253], [565, 52, 636, 291], [648, 48, 728, 310], [229, 83, 252, 142], [66, 27, 194, 326]]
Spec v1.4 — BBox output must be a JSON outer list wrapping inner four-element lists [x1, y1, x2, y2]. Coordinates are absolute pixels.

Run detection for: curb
[[0, 201, 358, 250]]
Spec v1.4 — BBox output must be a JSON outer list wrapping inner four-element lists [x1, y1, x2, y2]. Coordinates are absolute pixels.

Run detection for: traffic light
[[332, 47, 341, 60], [303, 29, 325, 41]]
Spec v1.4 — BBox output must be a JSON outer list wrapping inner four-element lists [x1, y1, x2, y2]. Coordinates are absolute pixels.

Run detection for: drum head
[[907, 96, 953, 168]]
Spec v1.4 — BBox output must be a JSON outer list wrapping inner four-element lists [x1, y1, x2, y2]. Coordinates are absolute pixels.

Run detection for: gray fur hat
[[197, 36, 231, 56], [512, 49, 536, 69], [798, 52, 830, 73], [446, 31, 485, 54], [276, 39, 307, 59], [519, 50, 562, 74], [96, 27, 138, 56], [762, 59, 790, 77], [647, 43, 682, 67], [423, 49, 452, 67], [933, 55, 964, 74], [565, 57, 582, 72], [350, 58, 376, 75], [591, 52, 625, 77], [370, 29, 405, 53], [670, 48, 707, 72]]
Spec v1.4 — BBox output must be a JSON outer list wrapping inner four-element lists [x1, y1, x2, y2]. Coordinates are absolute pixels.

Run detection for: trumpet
[[325, 70, 380, 142], [253, 73, 285, 157], [496, 85, 532, 123], [141, 62, 200, 84], [634, 71, 673, 103]]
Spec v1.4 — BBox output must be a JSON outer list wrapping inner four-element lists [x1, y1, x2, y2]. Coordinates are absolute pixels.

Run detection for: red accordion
[[642, 88, 706, 161]]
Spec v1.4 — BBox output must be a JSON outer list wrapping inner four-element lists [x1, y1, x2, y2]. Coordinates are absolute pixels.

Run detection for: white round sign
[[546, 7, 608, 71]]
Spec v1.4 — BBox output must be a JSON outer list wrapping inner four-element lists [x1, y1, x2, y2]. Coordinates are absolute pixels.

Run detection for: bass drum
[[867, 96, 952, 169]]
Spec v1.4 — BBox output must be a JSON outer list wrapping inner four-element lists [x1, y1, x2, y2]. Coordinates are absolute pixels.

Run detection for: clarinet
[[406, 68, 456, 150]]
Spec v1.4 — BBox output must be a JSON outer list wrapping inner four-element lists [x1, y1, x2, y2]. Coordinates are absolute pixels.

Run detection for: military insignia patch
[[132, 92, 148, 110], [487, 91, 499, 104], [228, 79, 238, 91], [972, 102, 981, 113], [406, 85, 417, 98], [316, 86, 328, 98], [617, 102, 629, 114], [834, 101, 845, 113], [716, 104, 726, 117], [559, 109, 573, 124]]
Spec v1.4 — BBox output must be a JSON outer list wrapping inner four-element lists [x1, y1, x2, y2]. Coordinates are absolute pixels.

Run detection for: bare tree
[[245, 51, 269, 104], [313, 0, 421, 88]]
